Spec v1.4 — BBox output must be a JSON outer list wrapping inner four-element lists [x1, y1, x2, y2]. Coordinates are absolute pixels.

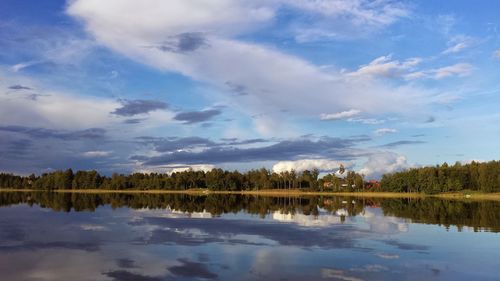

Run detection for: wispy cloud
[[66, 0, 428, 119], [379, 140, 425, 148], [374, 128, 397, 136], [406, 63, 473, 80], [348, 55, 421, 78], [432, 63, 473, 79], [320, 109, 361, 121], [494, 50, 500, 59], [8, 84, 33, 90], [442, 36, 476, 54], [81, 151, 112, 158]]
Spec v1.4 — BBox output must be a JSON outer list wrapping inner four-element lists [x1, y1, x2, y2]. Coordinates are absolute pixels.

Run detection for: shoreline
[[1, 188, 500, 201]]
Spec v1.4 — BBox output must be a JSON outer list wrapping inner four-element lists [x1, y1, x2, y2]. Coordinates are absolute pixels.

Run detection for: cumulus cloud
[[133, 164, 216, 175], [374, 128, 397, 136], [174, 109, 222, 124], [358, 152, 409, 178], [112, 100, 168, 116], [169, 164, 216, 174], [272, 159, 348, 173], [320, 109, 361, 121], [66, 0, 427, 118]]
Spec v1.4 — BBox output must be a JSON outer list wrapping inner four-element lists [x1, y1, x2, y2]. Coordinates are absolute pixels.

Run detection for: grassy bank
[[2, 188, 500, 201]]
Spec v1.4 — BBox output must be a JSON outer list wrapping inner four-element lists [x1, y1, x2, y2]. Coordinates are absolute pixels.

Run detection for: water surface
[[0, 192, 499, 280]]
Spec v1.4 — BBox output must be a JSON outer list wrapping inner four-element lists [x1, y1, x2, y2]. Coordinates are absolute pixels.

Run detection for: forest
[[0, 167, 363, 191], [380, 160, 500, 193], [0, 160, 499, 193]]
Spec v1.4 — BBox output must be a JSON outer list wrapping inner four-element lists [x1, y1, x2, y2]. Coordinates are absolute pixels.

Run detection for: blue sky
[[1, 0, 499, 177]]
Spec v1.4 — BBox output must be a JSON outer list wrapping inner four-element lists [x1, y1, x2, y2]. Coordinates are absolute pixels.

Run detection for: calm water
[[0, 192, 499, 281]]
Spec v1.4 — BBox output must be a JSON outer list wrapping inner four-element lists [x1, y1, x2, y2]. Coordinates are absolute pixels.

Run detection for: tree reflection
[[0, 192, 499, 232]]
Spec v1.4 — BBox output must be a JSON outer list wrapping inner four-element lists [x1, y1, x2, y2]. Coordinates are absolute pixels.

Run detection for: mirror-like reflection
[[0, 192, 499, 281], [1, 192, 499, 232]]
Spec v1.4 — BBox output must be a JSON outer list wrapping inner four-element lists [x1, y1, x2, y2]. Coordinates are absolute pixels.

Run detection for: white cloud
[[374, 128, 397, 136], [442, 42, 468, 54], [134, 164, 216, 175], [169, 164, 216, 174], [442, 35, 475, 55], [0, 70, 120, 130], [11, 61, 41, 72], [67, 0, 428, 118], [358, 152, 409, 178], [79, 224, 109, 231], [348, 55, 421, 78], [320, 109, 361, 121], [81, 151, 112, 158], [406, 63, 473, 80], [348, 118, 385, 125], [288, 0, 410, 41], [432, 63, 473, 79], [272, 159, 348, 173]]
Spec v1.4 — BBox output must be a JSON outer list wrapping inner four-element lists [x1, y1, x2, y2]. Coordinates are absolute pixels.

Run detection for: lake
[[0, 192, 499, 281]]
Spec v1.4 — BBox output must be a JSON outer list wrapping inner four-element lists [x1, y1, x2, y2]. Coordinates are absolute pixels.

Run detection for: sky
[[1, 0, 500, 178]]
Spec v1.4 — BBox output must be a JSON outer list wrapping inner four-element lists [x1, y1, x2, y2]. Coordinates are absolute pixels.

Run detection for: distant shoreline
[[1, 188, 500, 201]]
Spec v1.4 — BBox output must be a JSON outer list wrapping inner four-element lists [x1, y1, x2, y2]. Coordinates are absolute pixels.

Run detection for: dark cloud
[[379, 140, 426, 148], [0, 241, 100, 252], [8, 84, 32, 90], [383, 240, 429, 251], [225, 138, 269, 145], [225, 81, 249, 96], [112, 100, 168, 116], [103, 270, 164, 281], [116, 258, 138, 269], [5, 139, 32, 155], [411, 134, 426, 138], [0, 125, 106, 140], [425, 116, 436, 123], [147, 137, 217, 153], [25, 93, 50, 101], [174, 109, 221, 124], [168, 258, 218, 279], [123, 118, 145, 124], [155, 32, 208, 53], [141, 136, 364, 166]]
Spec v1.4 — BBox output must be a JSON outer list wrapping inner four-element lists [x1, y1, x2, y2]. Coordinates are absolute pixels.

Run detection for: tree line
[[0, 167, 365, 191], [380, 160, 500, 194], [1, 160, 499, 193]]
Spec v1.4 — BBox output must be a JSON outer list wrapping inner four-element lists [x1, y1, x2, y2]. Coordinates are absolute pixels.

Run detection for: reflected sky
[[0, 193, 499, 281]]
